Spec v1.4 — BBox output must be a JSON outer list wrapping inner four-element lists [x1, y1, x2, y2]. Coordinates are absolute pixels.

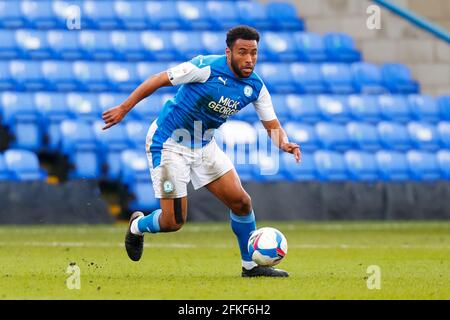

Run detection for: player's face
[[227, 39, 258, 78]]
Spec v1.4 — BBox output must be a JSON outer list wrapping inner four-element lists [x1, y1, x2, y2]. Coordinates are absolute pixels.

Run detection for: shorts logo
[[244, 85, 253, 97], [163, 180, 174, 193]]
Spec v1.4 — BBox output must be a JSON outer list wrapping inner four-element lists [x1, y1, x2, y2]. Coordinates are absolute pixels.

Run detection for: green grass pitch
[[0, 221, 449, 299]]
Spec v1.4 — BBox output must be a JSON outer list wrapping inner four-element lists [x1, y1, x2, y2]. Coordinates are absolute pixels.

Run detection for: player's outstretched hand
[[281, 142, 301, 163], [102, 105, 127, 130]]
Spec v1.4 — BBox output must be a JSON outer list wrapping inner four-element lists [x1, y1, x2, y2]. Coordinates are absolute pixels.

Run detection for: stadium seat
[[260, 32, 298, 62], [51, 0, 83, 29], [252, 151, 286, 182], [171, 31, 203, 61], [315, 122, 352, 151], [0, 153, 13, 180], [381, 63, 419, 93], [407, 122, 440, 151], [320, 63, 355, 94], [113, 0, 148, 30], [257, 63, 296, 93], [0, 61, 16, 90], [207, 1, 241, 30], [66, 93, 101, 121], [140, 31, 177, 61], [0, 30, 20, 59], [0, 0, 26, 28], [19, 0, 59, 29], [289, 63, 326, 94], [41, 61, 80, 91], [131, 94, 165, 121], [347, 95, 381, 123], [201, 32, 224, 56], [346, 122, 380, 151], [82, 0, 121, 29], [377, 122, 411, 151], [47, 31, 83, 60], [323, 33, 361, 62], [293, 32, 327, 62], [120, 149, 150, 187], [60, 120, 100, 179], [93, 121, 132, 179], [105, 62, 139, 92], [285, 94, 321, 123], [407, 94, 440, 123], [344, 150, 379, 181], [351, 62, 387, 94], [316, 95, 351, 123], [230, 150, 257, 182], [218, 121, 257, 154], [4, 149, 47, 181], [270, 95, 290, 122], [9, 60, 47, 91], [437, 95, 450, 120], [437, 150, 450, 180], [79, 31, 115, 61], [146, 1, 182, 30], [72, 61, 109, 92], [437, 121, 450, 148], [125, 121, 148, 149], [406, 150, 440, 181], [98, 93, 128, 115], [284, 122, 319, 152], [281, 151, 316, 181], [236, 1, 272, 30], [177, 1, 213, 30], [128, 180, 159, 212], [376, 150, 410, 181], [314, 150, 348, 181], [266, 1, 304, 30], [110, 31, 148, 61], [378, 95, 411, 122]]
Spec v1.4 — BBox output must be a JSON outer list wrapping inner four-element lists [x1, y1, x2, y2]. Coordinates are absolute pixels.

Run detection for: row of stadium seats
[[0, 30, 360, 63], [2, 92, 449, 126], [0, 149, 47, 181], [0, 1, 304, 31], [0, 60, 418, 94]]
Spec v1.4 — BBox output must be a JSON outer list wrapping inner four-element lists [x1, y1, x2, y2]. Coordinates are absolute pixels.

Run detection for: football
[[248, 227, 288, 266]]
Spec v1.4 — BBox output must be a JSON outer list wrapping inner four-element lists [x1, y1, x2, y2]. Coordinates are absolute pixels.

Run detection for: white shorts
[[145, 120, 234, 198]]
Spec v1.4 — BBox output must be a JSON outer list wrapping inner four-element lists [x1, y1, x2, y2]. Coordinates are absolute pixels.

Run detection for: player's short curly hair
[[226, 25, 260, 49]]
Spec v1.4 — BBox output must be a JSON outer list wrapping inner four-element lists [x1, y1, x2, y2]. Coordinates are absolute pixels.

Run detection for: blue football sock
[[137, 209, 162, 233], [230, 210, 257, 262]]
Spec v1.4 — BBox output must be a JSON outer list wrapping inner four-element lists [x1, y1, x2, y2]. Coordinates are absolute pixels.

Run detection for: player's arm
[[102, 72, 171, 130], [253, 85, 301, 163]]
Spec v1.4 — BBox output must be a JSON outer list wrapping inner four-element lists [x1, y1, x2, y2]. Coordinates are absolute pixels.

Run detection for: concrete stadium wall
[[278, 0, 450, 96]]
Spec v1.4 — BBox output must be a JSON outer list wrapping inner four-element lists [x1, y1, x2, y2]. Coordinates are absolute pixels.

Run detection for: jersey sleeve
[[166, 55, 211, 86], [253, 85, 277, 121]]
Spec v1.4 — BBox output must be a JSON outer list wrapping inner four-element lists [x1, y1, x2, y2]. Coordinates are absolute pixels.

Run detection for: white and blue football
[[248, 227, 288, 266]]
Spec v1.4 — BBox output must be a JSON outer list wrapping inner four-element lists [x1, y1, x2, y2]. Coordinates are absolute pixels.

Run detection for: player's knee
[[230, 194, 252, 215]]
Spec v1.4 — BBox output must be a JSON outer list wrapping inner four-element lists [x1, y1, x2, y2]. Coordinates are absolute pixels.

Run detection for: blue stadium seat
[[207, 1, 241, 30], [285, 94, 321, 123], [0, 30, 20, 59], [51, 0, 83, 29], [347, 95, 381, 123], [376, 150, 409, 181], [47, 31, 83, 60], [72, 61, 109, 92], [260, 32, 298, 62], [4, 149, 47, 181], [407, 150, 440, 181], [79, 31, 115, 61], [93, 121, 132, 179], [270, 95, 290, 122], [293, 32, 327, 62], [9, 60, 46, 91], [136, 62, 171, 84], [145, 1, 181, 30], [381, 63, 419, 93], [0, 0, 26, 28], [314, 150, 348, 181], [320, 63, 355, 94], [42, 61, 79, 91], [351, 62, 387, 94], [113, 0, 148, 30], [66, 93, 101, 121], [125, 121, 148, 149], [19, 0, 58, 29], [60, 120, 100, 179], [171, 31, 203, 61], [132, 94, 165, 121], [346, 122, 380, 151], [407, 94, 440, 123], [200, 32, 224, 56], [437, 150, 450, 179], [15, 30, 52, 59], [236, 1, 272, 30], [128, 180, 159, 212], [140, 31, 177, 61], [437, 122, 450, 148], [176, 1, 213, 30], [316, 95, 351, 123], [344, 150, 379, 181], [284, 122, 319, 151], [407, 122, 440, 151], [110, 31, 148, 61], [219, 121, 257, 154], [105, 62, 139, 92], [437, 95, 450, 120], [257, 63, 296, 93], [315, 122, 352, 151], [266, 1, 304, 30], [0, 61, 16, 90], [377, 121, 411, 151], [120, 149, 150, 187], [82, 0, 121, 29], [289, 63, 326, 94], [251, 150, 286, 182], [281, 151, 316, 181], [98, 93, 128, 115], [323, 33, 361, 62], [378, 95, 411, 122], [0, 153, 13, 180]]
